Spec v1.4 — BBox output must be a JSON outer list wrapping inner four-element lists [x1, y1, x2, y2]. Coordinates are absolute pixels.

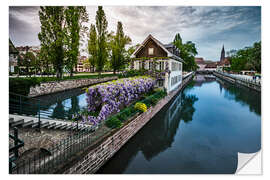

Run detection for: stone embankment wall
[[213, 71, 261, 92], [28, 76, 118, 97], [63, 72, 194, 174]]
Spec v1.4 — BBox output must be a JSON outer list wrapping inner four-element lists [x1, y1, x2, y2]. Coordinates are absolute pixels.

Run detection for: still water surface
[[96, 75, 261, 174]]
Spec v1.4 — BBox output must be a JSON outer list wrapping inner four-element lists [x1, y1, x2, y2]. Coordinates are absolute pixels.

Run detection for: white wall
[[133, 59, 183, 93], [167, 59, 182, 93]]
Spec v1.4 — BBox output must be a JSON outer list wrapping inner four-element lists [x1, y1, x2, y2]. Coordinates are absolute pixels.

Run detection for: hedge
[[9, 74, 117, 96]]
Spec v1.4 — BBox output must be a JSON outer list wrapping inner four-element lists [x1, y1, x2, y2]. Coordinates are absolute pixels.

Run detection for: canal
[[96, 75, 261, 174]]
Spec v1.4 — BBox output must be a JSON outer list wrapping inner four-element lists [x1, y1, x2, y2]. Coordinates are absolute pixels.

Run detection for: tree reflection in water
[[50, 96, 81, 120], [216, 78, 261, 116]]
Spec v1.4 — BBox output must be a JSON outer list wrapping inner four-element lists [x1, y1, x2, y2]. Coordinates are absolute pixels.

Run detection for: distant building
[[131, 34, 184, 93], [217, 45, 230, 71], [16, 46, 40, 56], [75, 56, 90, 72], [9, 39, 19, 73], [205, 62, 217, 71], [195, 45, 231, 72], [195, 57, 207, 71]]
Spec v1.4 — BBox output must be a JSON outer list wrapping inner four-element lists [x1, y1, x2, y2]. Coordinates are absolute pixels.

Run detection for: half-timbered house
[[131, 34, 184, 93]]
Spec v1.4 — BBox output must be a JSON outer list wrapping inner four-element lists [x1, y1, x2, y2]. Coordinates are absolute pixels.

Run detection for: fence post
[[38, 100, 41, 132], [9, 160, 12, 174], [19, 96, 22, 114], [14, 127, 19, 159]]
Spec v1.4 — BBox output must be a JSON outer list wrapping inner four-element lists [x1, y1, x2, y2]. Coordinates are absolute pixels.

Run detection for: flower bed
[[83, 76, 156, 126], [105, 88, 167, 129]]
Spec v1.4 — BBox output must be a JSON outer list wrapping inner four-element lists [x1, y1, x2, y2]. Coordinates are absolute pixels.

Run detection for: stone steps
[[9, 114, 93, 132]]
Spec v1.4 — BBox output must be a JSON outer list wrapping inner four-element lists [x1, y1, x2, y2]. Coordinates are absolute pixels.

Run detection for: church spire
[[220, 45, 225, 62]]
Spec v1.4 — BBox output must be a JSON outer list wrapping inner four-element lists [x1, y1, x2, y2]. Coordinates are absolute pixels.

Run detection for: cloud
[[9, 6, 261, 61]]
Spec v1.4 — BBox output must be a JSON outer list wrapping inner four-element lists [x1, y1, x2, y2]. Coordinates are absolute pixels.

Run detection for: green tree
[[83, 58, 91, 71], [95, 6, 108, 77], [65, 6, 88, 77], [38, 46, 52, 75], [21, 51, 36, 76], [110, 21, 131, 74], [88, 24, 98, 72], [229, 41, 261, 73], [173, 33, 198, 71], [249, 41, 261, 72], [38, 6, 66, 78]]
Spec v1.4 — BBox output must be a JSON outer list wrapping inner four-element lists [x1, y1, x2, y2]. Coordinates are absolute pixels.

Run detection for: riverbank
[[9, 74, 118, 97], [61, 72, 194, 174], [213, 71, 261, 92], [97, 74, 261, 174]]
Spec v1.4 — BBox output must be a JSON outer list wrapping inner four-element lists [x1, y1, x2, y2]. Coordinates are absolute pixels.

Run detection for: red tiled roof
[[195, 57, 205, 64], [205, 62, 217, 68]]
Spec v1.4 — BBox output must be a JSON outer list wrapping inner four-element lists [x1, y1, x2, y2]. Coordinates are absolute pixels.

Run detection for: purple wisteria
[[84, 76, 155, 126]]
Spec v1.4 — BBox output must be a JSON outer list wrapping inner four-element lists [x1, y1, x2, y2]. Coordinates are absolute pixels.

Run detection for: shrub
[[9, 77, 41, 96], [105, 116, 122, 129], [149, 96, 159, 106], [85, 76, 155, 125], [116, 113, 128, 122], [119, 69, 146, 78], [134, 102, 147, 112], [9, 74, 117, 96]]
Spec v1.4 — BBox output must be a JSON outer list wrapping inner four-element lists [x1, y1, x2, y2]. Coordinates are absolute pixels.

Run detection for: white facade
[[131, 34, 184, 93], [167, 59, 182, 92], [133, 58, 182, 93]]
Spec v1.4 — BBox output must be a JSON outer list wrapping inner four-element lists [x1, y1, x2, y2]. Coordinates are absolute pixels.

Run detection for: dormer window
[[148, 48, 154, 55]]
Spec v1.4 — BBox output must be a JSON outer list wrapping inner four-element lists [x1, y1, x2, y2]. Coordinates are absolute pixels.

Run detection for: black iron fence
[[9, 127, 24, 173], [9, 92, 73, 127]]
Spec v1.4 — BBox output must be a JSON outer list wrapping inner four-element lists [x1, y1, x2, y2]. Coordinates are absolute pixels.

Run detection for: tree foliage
[[38, 6, 88, 78], [38, 6, 66, 78], [87, 24, 98, 72], [65, 6, 88, 76], [110, 21, 131, 74], [20, 51, 36, 76], [230, 41, 261, 73], [173, 33, 198, 71], [95, 6, 108, 76]]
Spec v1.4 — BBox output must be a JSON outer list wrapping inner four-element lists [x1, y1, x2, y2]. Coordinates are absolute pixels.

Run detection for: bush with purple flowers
[[84, 76, 156, 126]]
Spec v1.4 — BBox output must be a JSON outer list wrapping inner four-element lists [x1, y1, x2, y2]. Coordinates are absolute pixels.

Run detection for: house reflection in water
[[97, 88, 198, 174], [193, 74, 216, 87]]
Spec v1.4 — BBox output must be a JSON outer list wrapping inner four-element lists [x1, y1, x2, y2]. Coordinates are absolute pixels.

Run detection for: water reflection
[[97, 75, 261, 174], [97, 85, 199, 173], [26, 88, 87, 120], [216, 78, 261, 116]]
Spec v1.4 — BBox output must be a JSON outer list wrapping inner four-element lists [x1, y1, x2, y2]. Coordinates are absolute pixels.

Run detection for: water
[[97, 75, 261, 174], [28, 88, 88, 120]]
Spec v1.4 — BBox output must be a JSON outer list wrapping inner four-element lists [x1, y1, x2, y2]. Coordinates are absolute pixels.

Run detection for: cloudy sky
[[9, 6, 261, 61]]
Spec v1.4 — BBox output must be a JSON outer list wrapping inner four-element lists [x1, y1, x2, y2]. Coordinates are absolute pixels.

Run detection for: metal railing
[[215, 71, 261, 86], [10, 90, 167, 174], [9, 92, 75, 130], [9, 127, 24, 173]]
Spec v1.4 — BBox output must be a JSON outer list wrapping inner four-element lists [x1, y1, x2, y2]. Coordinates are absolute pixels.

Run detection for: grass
[[10, 73, 117, 83]]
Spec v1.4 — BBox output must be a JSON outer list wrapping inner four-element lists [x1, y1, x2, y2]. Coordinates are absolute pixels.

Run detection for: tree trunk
[[70, 69, 73, 77]]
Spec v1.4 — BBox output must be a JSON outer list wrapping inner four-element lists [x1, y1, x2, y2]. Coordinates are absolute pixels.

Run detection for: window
[[149, 62, 153, 70], [171, 75, 182, 86], [158, 79, 164, 87], [148, 48, 154, 55], [159, 61, 165, 70], [139, 62, 142, 69]]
